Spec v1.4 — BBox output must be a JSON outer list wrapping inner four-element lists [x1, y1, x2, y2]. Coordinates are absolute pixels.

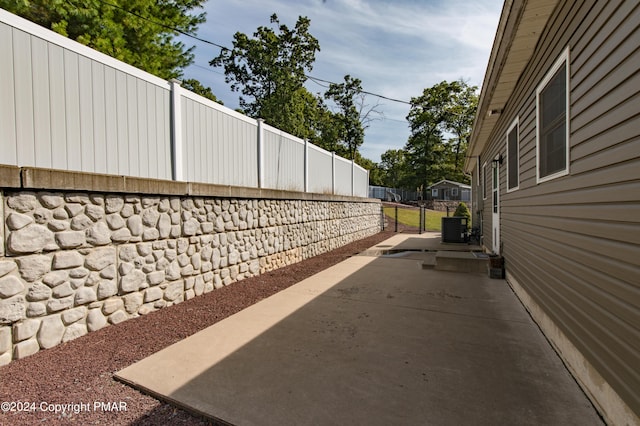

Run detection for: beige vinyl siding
[[482, 0, 640, 415]]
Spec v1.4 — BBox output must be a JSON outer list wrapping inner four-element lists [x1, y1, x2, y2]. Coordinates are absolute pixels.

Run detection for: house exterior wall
[[428, 182, 471, 201], [471, 0, 639, 421]]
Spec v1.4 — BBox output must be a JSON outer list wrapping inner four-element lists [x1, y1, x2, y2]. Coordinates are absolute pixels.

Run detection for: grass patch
[[384, 207, 447, 231]]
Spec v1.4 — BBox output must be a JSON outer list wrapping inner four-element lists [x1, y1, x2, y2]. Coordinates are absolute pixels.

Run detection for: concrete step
[[423, 251, 488, 273], [422, 255, 437, 269]]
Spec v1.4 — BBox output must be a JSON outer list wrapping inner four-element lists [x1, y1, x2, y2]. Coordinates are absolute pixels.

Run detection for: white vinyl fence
[[261, 123, 305, 192], [178, 88, 259, 187], [0, 9, 369, 197]]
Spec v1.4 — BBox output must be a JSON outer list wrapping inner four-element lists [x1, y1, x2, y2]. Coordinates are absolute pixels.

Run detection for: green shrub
[[453, 202, 471, 221]]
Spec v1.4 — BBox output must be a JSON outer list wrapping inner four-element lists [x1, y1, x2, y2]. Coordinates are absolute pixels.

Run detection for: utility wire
[[191, 62, 226, 76], [93, 0, 228, 50], [307, 75, 411, 105], [91, 0, 412, 105]]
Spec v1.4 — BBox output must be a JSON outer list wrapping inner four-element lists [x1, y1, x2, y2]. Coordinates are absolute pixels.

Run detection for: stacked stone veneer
[[0, 191, 381, 365]]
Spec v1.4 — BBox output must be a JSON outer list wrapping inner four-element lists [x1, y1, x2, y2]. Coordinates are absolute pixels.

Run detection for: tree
[[445, 81, 478, 176], [324, 75, 364, 160], [405, 81, 453, 197], [404, 80, 478, 197], [405, 131, 447, 196], [308, 98, 349, 157], [325, 75, 383, 160], [261, 86, 321, 141], [453, 202, 471, 221], [181, 79, 222, 104], [2, 0, 206, 80], [210, 16, 377, 163], [379, 149, 408, 188], [211, 13, 320, 137]]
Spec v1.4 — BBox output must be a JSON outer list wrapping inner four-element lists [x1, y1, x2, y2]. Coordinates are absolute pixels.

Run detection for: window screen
[[538, 61, 567, 179], [507, 122, 519, 190]]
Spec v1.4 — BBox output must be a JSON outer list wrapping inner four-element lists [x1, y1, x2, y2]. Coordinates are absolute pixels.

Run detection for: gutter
[[464, 0, 560, 173]]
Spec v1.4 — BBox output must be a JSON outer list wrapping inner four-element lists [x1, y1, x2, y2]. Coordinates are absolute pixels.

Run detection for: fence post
[[351, 159, 355, 196], [304, 138, 309, 193], [366, 169, 370, 198], [169, 79, 184, 181], [257, 118, 265, 188], [395, 205, 398, 233]]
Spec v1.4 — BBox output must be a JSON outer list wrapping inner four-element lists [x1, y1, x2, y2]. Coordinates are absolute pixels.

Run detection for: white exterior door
[[492, 161, 500, 254]]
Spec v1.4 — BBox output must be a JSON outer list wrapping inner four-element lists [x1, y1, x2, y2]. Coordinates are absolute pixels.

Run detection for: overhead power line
[[307, 75, 411, 105], [92, 0, 412, 105], [93, 0, 228, 50]]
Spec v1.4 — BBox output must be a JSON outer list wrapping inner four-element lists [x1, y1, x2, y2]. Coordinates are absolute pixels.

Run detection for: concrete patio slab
[[116, 233, 602, 426], [362, 231, 481, 254]]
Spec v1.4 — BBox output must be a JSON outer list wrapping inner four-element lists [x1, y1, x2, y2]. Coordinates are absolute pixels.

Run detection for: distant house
[[427, 180, 471, 202], [464, 1, 639, 424]]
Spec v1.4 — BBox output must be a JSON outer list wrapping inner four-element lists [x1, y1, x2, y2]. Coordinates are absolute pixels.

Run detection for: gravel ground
[[0, 219, 418, 426]]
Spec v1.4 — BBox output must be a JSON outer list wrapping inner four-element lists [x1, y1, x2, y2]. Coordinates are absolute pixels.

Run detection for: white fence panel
[[353, 164, 369, 198], [307, 145, 334, 194], [0, 21, 17, 165], [334, 156, 353, 196], [0, 9, 370, 196], [262, 125, 305, 191], [180, 91, 259, 187], [0, 11, 173, 179]]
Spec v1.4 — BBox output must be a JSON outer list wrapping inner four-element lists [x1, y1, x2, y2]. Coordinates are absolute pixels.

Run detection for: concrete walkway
[[116, 233, 602, 426]]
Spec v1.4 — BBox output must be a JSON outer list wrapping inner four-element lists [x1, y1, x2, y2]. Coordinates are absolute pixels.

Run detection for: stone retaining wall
[[0, 174, 381, 365], [424, 200, 472, 213]]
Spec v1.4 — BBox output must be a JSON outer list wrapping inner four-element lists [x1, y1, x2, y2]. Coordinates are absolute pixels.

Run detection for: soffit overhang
[[464, 0, 560, 173]]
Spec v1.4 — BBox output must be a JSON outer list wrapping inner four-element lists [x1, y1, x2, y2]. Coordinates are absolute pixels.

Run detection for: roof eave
[[464, 0, 560, 173]]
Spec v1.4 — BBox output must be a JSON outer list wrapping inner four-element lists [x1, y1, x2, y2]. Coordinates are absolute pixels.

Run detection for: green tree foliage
[[444, 81, 478, 177], [211, 13, 320, 137], [324, 75, 365, 160], [2, 0, 206, 80], [308, 98, 350, 157], [367, 164, 385, 187], [181, 79, 222, 104], [404, 80, 478, 197], [453, 202, 471, 220], [379, 149, 408, 188], [211, 14, 383, 166], [260, 85, 321, 141]]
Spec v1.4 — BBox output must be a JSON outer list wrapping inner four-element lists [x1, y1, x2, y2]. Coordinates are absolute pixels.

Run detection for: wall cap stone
[[0, 165, 21, 188], [14, 167, 379, 204]]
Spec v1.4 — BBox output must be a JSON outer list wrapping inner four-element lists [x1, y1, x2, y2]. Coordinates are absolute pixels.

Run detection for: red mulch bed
[[0, 221, 417, 425]]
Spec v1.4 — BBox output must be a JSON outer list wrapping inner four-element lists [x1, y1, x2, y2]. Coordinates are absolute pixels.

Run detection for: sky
[[180, 0, 503, 163]]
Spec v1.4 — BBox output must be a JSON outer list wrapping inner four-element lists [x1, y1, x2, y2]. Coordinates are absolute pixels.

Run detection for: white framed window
[[482, 162, 487, 200], [537, 46, 570, 183], [451, 187, 458, 197], [431, 188, 438, 198], [506, 117, 519, 192]]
